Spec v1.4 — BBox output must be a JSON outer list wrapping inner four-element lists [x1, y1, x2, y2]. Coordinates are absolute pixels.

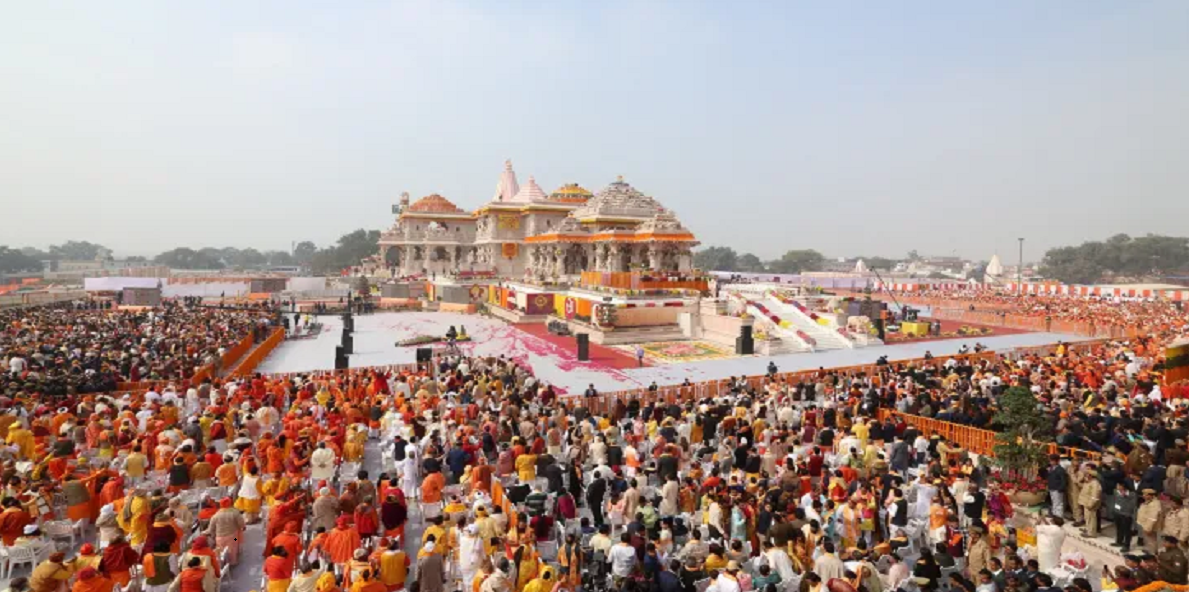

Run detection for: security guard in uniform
[[1158, 535, 1189, 584]]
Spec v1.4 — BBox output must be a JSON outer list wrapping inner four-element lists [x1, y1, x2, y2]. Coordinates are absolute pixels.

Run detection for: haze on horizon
[[3, 1, 1187, 262]]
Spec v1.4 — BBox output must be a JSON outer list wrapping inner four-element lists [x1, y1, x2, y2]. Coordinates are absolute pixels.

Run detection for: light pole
[[1017, 237, 1024, 293]]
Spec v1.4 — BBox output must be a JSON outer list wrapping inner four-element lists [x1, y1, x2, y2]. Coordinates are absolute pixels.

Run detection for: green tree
[[293, 241, 318, 266], [265, 250, 295, 267], [768, 249, 824, 274], [991, 386, 1052, 479], [0, 246, 42, 273], [693, 246, 738, 272], [1040, 234, 1189, 284], [309, 230, 380, 275], [154, 248, 225, 270], [48, 241, 108, 260], [737, 253, 765, 272]]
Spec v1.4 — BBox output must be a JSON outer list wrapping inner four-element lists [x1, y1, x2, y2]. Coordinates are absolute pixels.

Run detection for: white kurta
[[310, 448, 337, 481], [1036, 523, 1065, 573]]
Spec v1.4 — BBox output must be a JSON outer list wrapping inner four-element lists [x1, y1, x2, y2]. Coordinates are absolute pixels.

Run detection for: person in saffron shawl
[[378, 538, 410, 592], [354, 502, 379, 541], [380, 492, 407, 540], [117, 488, 151, 546], [172, 556, 214, 592], [263, 547, 294, 592], [69, 544, 102, 573], [0, 496, 33, 545], [521, 566, 555, 592], [180, 535, 222, 578], [513, 540, 540, 592], [269, 521, 303, 571], [263, 491, 308, 558], [71, 568, 113, 592], [325, 516, 362, 564], [348, 569, 386, 592], [99, 535, 140, 587]]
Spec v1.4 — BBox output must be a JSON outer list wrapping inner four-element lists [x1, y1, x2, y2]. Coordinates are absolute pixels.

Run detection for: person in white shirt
[[607, 534, 638, 579], [715, 562, 742, 592], [6, 353, 25, 376]]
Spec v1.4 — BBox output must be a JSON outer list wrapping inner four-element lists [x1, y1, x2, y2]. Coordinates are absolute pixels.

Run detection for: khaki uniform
[[1138, 498, 1165, 552], [1164, 507, 1189, 546], [967, 537, 992, 577], [1068, 465, 1085, 522], [1079, 478, 1103, 535]]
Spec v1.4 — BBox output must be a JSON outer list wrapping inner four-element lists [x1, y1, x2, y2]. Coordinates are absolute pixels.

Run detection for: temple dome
[[407, 193, 465, 214], [510, 175, 548, 203], [571, 176, 668, 220], [548, 183, 593, 203]]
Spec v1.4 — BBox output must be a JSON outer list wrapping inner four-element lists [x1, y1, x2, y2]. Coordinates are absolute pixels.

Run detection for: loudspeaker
[[334, 346, 348, 370], [736, 335, 754, 355], [576, 333, 590, 361], [737, 324, 754, 355], [873, 318, 886, 341], [342, 314, 354, 332], [341, 330, 353, 354], [416, 347, 433, 363]]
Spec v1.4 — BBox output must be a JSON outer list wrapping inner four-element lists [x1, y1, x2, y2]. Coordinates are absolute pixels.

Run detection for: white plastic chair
[[5, 545, 38, 578], [42, 520, 76, 550], [538, 541, 558, 562]]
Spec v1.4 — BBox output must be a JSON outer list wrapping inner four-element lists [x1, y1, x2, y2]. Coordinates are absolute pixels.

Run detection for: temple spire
[[493, 159, 521, 202]]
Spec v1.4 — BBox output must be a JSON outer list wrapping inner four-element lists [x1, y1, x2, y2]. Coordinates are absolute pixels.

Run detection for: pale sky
[[3, 1, 1187, 261]]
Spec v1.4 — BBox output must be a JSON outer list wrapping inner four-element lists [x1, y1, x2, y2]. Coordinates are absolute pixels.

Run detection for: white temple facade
[[984, 253, 1005, 283], [374, 161, 699, 278]]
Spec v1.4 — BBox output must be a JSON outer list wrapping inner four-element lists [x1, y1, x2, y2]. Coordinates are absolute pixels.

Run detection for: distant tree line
[[2, 230, 386, 277], [1041, 234, 1189, 284], [693, 246, 898, 275]]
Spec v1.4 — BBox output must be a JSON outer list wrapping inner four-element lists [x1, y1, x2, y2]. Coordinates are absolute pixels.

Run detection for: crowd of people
[[0, 291, 1186, 592], [883, 290, 1188, 339], [2, 300, 275, 396]]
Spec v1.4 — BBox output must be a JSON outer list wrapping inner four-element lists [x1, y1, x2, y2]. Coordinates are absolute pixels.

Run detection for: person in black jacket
[[587, 471, 607, 526], [1046, 455, 1069, 517], [1113, 481, 1138, 552]]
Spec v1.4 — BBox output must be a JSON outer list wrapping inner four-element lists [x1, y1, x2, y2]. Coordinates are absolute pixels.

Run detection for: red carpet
[[514, 323, 645, 370]]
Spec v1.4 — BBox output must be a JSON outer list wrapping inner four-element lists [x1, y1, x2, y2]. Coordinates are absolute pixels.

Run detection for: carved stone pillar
[[648, 243, 661, 271]]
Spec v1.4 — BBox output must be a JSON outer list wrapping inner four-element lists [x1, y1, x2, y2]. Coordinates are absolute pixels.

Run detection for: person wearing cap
[[417, 538, 446, 592], [28, 551, 72, 592], [1159, 535, 1189, 584], [714, 561, 742, 592], [1138, 488, 1166, 553], [1077, 465, 1103, 537]]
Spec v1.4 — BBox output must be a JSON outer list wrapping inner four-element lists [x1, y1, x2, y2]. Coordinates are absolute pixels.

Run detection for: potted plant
[[991, 386, 1052, 505]]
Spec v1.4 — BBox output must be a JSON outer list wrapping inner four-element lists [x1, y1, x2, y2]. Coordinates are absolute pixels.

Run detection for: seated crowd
[[0, 292, 1185, 592], [2, 300, 275, 396]]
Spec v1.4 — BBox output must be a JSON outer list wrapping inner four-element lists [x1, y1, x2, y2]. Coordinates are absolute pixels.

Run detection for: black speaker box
[[342, 330, 353, 354], [740, 325, 753, 339], [416, 347, 433, 363], [576, 333, 590, 361], [334, 345, 348, 370], [736, 335, 754, 355]]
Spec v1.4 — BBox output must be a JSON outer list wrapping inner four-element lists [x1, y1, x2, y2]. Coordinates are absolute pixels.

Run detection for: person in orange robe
[[71, 567, 114, 592], [269, 521, 303, 573], [174, 558, 211, 592], [263, 547, 294, 592], [348, 570, 387, 592], [99, 535, 141, 586], [185, 536, 222, 578], [263, 493, 307, 558], [0, 498, 33, 545], [325, 516, 363, 564]]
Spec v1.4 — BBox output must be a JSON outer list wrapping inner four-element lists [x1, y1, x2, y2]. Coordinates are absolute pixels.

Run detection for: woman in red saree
[[380, 491, 408, 540]]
